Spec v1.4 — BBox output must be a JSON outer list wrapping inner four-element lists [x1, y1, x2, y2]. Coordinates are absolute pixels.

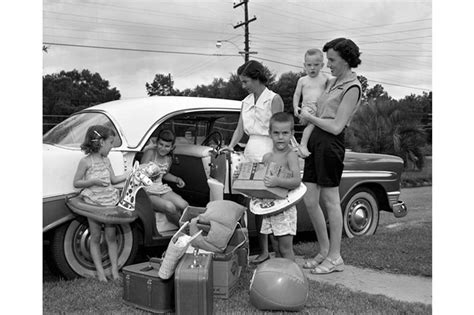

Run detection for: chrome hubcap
[[347, 199, 372, 234], [71, 225, 124, 270]]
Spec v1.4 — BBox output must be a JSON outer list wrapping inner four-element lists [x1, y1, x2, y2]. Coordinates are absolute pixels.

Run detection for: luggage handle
[[189, 247, 202, 269]]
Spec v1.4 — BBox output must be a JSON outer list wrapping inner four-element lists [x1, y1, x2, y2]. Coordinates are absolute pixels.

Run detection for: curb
[[250, 255, 432, 305], [296, 257, 432, 305]]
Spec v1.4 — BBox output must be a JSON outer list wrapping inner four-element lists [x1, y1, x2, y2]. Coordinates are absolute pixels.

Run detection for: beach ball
[[249, 258, 309, 311]]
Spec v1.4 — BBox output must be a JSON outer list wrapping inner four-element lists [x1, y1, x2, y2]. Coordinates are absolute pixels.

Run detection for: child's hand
[[176, 177, 185, 188], [300, 107, 312, 120], [263, 175, 279, 187], [143, 143, 157, 152], [293, 106, 301, 116], [94, 178, 109, 187]]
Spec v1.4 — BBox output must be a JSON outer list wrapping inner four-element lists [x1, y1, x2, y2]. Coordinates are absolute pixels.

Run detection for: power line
[[252, 55, 430, 92], [43, 10, 236, 37], [44, 34, 219, 50], [43, 42, 241, 57], [257, 18, 432, 36], [48, 0, 231, 25], [43, 26, 227, 43]]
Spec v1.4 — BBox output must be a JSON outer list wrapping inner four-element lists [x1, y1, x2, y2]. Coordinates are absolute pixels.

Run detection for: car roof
[[82, 96, 242, 148]]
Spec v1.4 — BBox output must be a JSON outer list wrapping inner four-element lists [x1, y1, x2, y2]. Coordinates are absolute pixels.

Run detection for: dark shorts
[[302, 125, 345, 187]]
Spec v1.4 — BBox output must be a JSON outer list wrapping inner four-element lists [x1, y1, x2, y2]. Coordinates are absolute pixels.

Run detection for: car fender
[[339, 172, 395, 211], [43, 189, 155, 245]]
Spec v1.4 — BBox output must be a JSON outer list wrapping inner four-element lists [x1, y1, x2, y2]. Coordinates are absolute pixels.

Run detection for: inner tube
[[249, 183, 307, 216], [66, 195, 138, 224]]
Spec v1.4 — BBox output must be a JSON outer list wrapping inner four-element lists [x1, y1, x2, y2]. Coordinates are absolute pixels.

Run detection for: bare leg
[[277, 235, 295, 261], [253, 215, 269, 263], [87, 218, 107, 282], [303, 182, 329, 257], [104, 224, 120, 280], [319, 186, 343, 260], [148, 195, 181, 226], [297, 125, 314, 158], [270, 234, 280, 257], [161, 191, 189, 214]]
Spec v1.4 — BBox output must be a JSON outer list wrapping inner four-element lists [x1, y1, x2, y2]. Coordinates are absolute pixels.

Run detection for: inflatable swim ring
[[249, 183, 306, 216], [66, 161, 151, 224], [66, 195, 138, 224]]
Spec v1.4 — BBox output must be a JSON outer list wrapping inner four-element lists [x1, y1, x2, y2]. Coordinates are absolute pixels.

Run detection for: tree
[[346, 97, 427, 169], [43, 69, 121, 116], [146, 73, 177, 96], [357, 75, 369, 103], [396, 91, 432, 144], [366, 84, 391, 101], [273, 71, 303, 113]]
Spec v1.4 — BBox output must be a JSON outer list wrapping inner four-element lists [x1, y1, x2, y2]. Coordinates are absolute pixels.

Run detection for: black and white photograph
[[4, 0, 469, 313]]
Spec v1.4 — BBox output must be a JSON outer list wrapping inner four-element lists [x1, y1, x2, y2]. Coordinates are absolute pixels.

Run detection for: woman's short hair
[[323, 38, 362, 68], [237, 60, 268, 83]]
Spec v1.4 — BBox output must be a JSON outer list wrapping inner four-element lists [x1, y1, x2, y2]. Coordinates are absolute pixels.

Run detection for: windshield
[[43, 112, 122, 148]]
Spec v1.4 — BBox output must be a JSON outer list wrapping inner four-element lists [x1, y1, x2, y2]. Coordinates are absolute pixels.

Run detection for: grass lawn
[[43, 266, 431, 315], [43, 162, 433, 313], [294, 221, 432, 277]]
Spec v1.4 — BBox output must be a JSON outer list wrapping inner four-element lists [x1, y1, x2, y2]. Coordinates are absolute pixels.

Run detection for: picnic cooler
[[174, 252, 213, 315], [122, 259, 174, 314]]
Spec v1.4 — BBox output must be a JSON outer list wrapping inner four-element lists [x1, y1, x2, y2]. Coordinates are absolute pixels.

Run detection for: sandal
[[251, 254, 270, 265], [302, 253, 326, 269], [310, 257, 344, 274]]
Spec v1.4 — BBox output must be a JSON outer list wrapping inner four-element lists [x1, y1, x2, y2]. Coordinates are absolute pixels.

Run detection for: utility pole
[[233, 0, 257, 62]]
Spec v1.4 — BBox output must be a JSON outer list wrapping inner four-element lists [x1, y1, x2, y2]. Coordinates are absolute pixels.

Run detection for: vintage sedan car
[[43, 96, 407, 279]]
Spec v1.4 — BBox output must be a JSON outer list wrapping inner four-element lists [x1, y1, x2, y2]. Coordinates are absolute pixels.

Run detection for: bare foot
[[112, 272, 120, 281], [98, 275, 108, 282], [297, 145, 311, 158]]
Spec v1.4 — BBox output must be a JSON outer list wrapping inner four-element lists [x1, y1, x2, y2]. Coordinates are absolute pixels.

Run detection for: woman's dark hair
[[237, 60, 268, 83], [158, 129, 176, 145], [81, 125, 116, 154], [323, 38, 362, 68]]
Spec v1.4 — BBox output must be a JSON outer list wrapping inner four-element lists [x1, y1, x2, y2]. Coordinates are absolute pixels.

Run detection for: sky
[[42, 0, 432, 100]]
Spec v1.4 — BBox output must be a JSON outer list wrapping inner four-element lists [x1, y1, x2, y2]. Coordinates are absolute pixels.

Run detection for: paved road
[[379, 186, 432, 229]]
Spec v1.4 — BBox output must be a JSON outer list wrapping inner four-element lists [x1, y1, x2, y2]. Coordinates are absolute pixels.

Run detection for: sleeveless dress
[[144, 153, 173, 196], [80, 155, 120, 206], [241, 87, 276, 162], [302, 71, 362, 187]]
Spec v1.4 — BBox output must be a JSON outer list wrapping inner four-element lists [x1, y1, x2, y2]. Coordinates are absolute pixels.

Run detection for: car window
[[144, 111, 240, 148], [210, 115, 239, 145], [43, 112, 122, 148]]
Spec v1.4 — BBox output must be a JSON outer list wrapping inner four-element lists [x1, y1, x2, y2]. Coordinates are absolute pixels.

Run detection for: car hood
[[344, 151, 404, 173]]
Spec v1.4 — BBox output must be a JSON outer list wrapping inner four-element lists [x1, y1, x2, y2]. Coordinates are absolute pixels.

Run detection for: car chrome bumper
[[392, 200, 407, 218]]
